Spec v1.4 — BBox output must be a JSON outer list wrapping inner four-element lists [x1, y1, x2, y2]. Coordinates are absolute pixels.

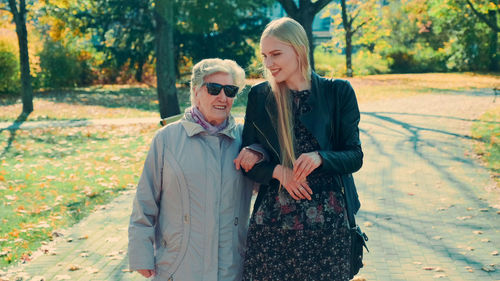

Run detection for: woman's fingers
[[235, 149, 261, 172], [293, 152, 322, 181], [137, 269, 155, 278], [241, 152, 258, 171], [285, 185, 301, 200], [233, 151, 244, 170], [297, 185, 311, 200]]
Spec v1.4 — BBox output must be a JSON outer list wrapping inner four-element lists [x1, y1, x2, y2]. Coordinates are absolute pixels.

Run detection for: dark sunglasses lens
[[223, 86, 239, 98], [206, 83, 223, 96], [205, 83, 238, 98]]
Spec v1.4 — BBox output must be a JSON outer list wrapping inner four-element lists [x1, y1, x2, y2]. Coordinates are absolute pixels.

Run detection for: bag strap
[[339, 175, 356, 229]]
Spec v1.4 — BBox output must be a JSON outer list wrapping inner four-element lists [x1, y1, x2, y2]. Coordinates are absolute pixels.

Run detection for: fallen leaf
[[481, 265, 495, 272], [435, 267, 445, 272], [78, 235, 88, 240], [51, 231, 64, 238], [68, 264, 81, 271]]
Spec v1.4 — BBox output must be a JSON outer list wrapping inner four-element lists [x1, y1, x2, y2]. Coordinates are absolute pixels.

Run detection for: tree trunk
[[155, 0, 180, 119], [298, 14, 316, 71], [340, 0, 353, 77], [345, 31, 353, 77], [488, 9, 498, 71], [8, 0, 33, 115], [135, 56, 145, 83]]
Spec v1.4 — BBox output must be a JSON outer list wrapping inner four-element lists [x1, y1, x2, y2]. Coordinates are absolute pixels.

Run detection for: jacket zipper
[[252, 121, 280, 161]]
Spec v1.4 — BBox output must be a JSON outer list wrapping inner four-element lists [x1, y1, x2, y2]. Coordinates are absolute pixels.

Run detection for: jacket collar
[[180, 114, 238, 139]]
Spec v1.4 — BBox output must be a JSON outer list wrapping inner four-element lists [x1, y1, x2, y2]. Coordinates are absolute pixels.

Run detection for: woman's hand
[[234, 147, 263, 172], [293, 151, 322, 182], [137, 269, 155, 278], [273, 165, 312, 200]]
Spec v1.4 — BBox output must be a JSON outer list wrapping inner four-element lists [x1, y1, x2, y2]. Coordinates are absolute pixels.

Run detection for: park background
[[0, 0, 499, 279]]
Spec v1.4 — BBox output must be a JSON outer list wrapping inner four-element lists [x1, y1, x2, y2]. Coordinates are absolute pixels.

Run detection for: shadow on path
[[0, 112, 30, 157]]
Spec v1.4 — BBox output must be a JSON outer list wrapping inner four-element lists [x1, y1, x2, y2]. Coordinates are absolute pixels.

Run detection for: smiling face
[[194, 72, 234, 126], [260, 35, 303, 89]]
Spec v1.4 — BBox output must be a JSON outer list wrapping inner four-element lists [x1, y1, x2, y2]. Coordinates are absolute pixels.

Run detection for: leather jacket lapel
[[298, 72, 332, 151]]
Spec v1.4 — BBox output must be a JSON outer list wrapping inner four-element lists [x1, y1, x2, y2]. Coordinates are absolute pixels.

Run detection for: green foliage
[[314, 47, 389, 77], [38, 40, 93, 88], [0, 41, 20, 95]]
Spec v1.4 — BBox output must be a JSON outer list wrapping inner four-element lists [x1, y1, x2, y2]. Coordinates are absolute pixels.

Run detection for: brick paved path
[[355, 91, 500, 281], [2, 90, 499, 280]]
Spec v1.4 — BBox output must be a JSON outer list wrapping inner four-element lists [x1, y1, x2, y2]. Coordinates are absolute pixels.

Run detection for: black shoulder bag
[[339, 175, 369, 279]]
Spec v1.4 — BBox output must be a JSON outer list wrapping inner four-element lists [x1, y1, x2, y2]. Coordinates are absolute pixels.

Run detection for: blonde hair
[[190, 58, 246, 105], [260, 17, 311, 170]]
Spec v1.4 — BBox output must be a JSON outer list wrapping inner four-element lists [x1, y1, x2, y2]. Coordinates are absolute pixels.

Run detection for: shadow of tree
[[0, 111, 30, 157], [359, 111, 492, 209]]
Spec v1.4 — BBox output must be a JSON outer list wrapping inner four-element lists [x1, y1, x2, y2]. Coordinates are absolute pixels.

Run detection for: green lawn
[[472, 105, 500, 184], [0, 72, 498, 268], [0, 124, 157, 267]]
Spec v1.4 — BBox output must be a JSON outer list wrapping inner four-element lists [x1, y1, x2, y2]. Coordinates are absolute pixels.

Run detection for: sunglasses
[[202, 82, 239, 98]]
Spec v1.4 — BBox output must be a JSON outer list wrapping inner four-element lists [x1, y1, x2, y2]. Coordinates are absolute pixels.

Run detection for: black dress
[[242, 90, 351, 281]]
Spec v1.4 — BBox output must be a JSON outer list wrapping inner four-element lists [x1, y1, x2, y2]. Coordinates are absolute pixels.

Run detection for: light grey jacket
[[128, 115, 254, 281]]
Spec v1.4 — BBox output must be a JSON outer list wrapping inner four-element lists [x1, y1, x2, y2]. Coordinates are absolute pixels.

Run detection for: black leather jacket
[[241, 72, 363, 221]]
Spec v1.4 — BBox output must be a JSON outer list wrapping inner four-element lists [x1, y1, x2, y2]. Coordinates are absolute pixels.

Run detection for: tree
[[463, 0, 499, 71], [4, 0, 33, 115], [324, 0, 379, 77], [155, 0, 180, 118], [276, 0, 333, 70]]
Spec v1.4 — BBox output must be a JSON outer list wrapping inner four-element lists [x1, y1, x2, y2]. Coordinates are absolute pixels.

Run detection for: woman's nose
[[218, 90, 228, 101], [264, 57, 273, 69]]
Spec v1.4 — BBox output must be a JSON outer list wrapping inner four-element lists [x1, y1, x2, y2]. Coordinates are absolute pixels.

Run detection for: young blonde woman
[[236, 17, 363, 280]]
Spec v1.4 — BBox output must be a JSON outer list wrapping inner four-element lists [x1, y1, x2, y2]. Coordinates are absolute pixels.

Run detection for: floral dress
[[242, 90, 351, 281]]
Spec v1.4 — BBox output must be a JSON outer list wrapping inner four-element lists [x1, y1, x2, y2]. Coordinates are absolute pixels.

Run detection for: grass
[[472, 105, 500, 184], [346, 72, 500, 103], [0, 123, 158, 268], [0, 72, 498, 268]]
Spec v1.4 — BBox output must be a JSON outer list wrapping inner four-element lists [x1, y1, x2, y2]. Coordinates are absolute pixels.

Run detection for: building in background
[[264, 2, 332, 46]]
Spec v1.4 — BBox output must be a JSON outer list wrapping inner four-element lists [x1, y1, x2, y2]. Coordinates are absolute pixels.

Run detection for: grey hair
[[190, 58, 246, 105]]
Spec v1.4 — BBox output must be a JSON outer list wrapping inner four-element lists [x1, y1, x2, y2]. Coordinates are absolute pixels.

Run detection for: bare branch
[[7, 0, 19, 22], [465, 0, 499, 32], [277, 0, 299, 18], [311, 0, 333, 14], [352, 21, 367, 35]]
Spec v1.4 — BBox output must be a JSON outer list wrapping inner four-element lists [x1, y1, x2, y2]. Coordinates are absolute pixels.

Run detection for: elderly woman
[[128, 58, 259, 280]]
